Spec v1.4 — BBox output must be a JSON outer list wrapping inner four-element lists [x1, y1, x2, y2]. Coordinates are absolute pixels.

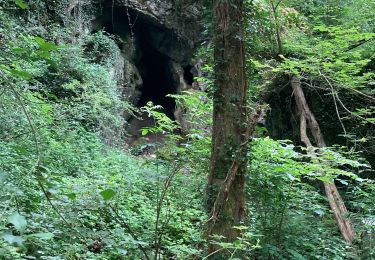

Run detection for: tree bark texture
[[207, 0, 248, 255], [291, 75, 356, 244]]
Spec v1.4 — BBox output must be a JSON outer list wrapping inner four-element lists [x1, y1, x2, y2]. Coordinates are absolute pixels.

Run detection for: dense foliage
[[0, 0, 374, 259]]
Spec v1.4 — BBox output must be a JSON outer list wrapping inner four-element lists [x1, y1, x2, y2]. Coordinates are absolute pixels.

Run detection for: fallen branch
[[291, 75, 356, 244]]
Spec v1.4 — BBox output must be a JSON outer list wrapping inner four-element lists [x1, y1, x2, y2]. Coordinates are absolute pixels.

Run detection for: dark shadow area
[[134, 18, 180, 119], [183, 65, 194, 85], [136, 42, 177, 118], [98, 5, 131, 40], [96, 4, 179, 119]]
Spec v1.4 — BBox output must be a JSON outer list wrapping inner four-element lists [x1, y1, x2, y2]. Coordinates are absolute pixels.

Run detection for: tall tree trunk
[[291, 75, 356, 244], [207, 0, 248, 255]]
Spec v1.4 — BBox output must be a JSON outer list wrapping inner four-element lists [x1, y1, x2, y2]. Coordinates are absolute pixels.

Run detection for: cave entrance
[[99, 7, 178, 116], [95, 3, 190, 145], [124, 22, 182, 145], [136, 42, 177, 119]]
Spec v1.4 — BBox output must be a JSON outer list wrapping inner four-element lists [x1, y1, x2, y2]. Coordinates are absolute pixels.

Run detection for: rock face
[[117, 0, 203, 49], [89, 0, 205, 140]]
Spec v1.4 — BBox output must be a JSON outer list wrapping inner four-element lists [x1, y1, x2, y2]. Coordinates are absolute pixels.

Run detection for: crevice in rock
[[183, 65, 194, 85], [96, 5, 132, 37]]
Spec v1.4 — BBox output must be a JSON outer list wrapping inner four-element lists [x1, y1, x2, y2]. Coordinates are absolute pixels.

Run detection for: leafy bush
[[247, 137, 373, 259]]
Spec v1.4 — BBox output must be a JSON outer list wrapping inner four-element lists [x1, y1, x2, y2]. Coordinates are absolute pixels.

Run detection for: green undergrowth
[[0, 3, 205, 258], [1, 143, 205, 259], [1, 0, 375, 259]]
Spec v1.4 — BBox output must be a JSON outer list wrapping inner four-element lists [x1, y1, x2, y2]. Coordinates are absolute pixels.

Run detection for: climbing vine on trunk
[[206, 0, 250, 256]]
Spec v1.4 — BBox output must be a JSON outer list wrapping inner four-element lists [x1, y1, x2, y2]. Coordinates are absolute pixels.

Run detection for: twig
[[9, 83, 73, 229], [154, 164, 178, 260], [346, 86, 375, 102], [274, 0, 284, 10], [320, 71, 347, 137], [335, 92, 375, 126], [0, 70, 85, 241], [109, 204, 150, 260], [202, 248, 225, 260], [322, 73, 375, 102]]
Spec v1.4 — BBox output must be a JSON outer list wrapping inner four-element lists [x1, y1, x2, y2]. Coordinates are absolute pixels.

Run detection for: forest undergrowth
[[1, 0, 374, 259]]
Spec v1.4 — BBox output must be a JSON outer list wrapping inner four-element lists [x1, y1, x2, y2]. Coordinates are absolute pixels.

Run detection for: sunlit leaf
[[29, 232, 54, 240], [2, 234, 25, 246], [8, 212, 27, 232], [9, 69, 31, 80], [14, 0, 28, 9], [100, 189, 116, 201]]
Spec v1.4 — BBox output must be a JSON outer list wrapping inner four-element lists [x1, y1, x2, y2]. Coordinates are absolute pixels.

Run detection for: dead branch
[[291, 75, 356, 244]]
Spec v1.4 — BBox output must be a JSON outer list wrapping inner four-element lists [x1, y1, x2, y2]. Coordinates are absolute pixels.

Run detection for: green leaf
[[117, 248, 128, 255], [33, 36, 46, 45], [9, 69, 31, 80], [100, 189, 116, 201], [2, 234, 25, 246], [66, 193, 77, 200], [29, 232, 54, 240], [0, 171, 6, 182], [8, 212, 27, 232], [13, 145, 28, 154], [34, 37, 58, 52], [14, 0, 28, 9], [141, 128, 149, 136], [11, 47, 27, 53], [233, 225, 248, 230]]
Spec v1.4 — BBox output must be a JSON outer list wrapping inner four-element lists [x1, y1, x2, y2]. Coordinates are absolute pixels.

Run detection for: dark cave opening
[[183, 65, 194, 85], [136, 43, 178, 119], [96, 4, 187, 123]]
